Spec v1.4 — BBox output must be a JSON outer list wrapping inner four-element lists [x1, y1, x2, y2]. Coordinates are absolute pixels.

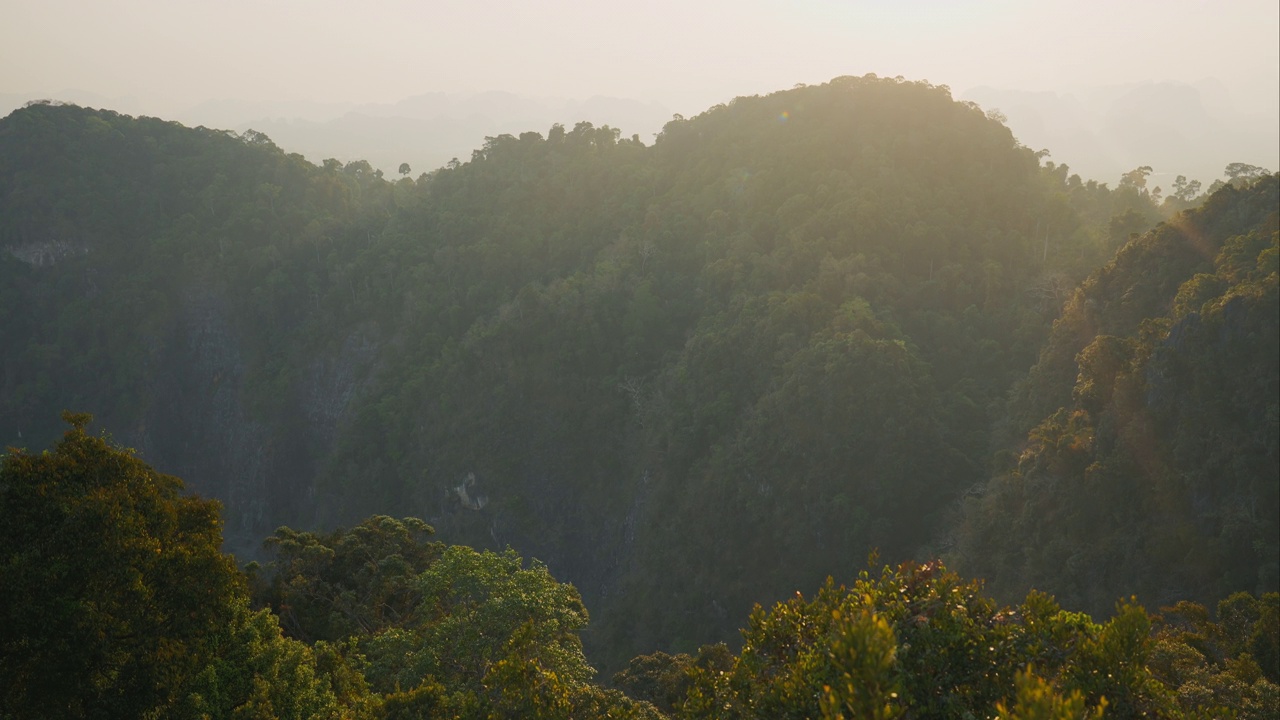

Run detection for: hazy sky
[[3, 0, 1277, 114]]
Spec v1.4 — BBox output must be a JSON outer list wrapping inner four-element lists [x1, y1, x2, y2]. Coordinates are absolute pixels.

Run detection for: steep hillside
[[0, 77, 1159, 666], [954, 176, 1279, 615], [1006, 178, 1279, 436], [0, 105, 394, 554]]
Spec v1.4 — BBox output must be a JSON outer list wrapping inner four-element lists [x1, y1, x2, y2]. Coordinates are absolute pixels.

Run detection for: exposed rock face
[[131, 290, 269, 557], [124, 290, 382, 558], [5, 240, 87, 267], [303, 329, 379, 447], [453, 472, 488, 510]]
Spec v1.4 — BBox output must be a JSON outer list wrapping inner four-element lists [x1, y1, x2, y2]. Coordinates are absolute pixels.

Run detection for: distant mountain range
[[0, 89, 673, 179], [2, 80, 1273, 184], [961, 79, 1279, 188]]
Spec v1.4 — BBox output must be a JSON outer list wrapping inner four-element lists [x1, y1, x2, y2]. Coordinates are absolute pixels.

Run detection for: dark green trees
[[253, 538, 663, 718], [681, 561, 1177, 720], [250, 515, 443, 642], [957, 175, 1279, 617], [1151, 593, 1280, 720], [353, 546, 650, 717], [0, 412, 242, 717], [0, 416, 660, 718], [0, 413, 341, 718], [5, 411, 1275, 718], [6, 79, 1258, 672]]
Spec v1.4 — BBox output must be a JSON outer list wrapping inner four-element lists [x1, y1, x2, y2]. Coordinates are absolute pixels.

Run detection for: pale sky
[[3, 0, 1276, 111], [1, 0, 1277, 181]]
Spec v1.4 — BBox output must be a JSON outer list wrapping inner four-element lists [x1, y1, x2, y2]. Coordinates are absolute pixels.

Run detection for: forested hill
[[4, 75, 1265, 671], [954, 175, 1279, 616]]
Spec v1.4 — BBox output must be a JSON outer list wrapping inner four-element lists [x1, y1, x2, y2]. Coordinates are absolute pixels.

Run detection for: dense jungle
[[1, 76, 1276, 718]]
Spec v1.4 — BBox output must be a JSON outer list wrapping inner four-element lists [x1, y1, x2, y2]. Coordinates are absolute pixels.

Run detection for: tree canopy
[[1, 77, 1274, 676], [0, 413, 343, 719], [2, 413, 1276, 718]]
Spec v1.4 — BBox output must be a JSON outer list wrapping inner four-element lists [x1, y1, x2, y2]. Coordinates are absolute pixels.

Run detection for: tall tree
[[0, 413, 348, 719], [0, 413, 244, 718]]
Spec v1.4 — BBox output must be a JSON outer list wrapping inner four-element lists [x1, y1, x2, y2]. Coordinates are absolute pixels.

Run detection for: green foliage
[[1150, 594, 1280, 720], [1004, 177, 1276, 438], [680, 561, 1177, 720], [613, 646, 734, 714], [0, 413, 352, 719], [0, 413, 243, 718], [253, 526, 665, 717], [818, 609, 902, 720], [177, 599, 348, 719], [994, 668, 1104, 720], [1, 411, 660, 717], [250, 515, 443, 642], [958, 175, 1280, 617], [353, 543, 667, 717], [1, 79, 1247, 676], [377, 681, 453, 720], [378, 546, 594, 691], [4, 410, 1269, 720]]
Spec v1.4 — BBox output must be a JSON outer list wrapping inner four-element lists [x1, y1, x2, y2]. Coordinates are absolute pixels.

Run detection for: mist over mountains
[[962, 79, 1280, 189], [184, 92, 674, 179], [1, 71, 1276, 719], [1, 88, 672, 180], [4, 77, 1275, 187]]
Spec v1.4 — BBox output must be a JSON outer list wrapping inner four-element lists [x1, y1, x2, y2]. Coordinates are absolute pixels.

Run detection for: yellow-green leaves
[[819, 608, 901, 720], [995, 668, 1105, 720]]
